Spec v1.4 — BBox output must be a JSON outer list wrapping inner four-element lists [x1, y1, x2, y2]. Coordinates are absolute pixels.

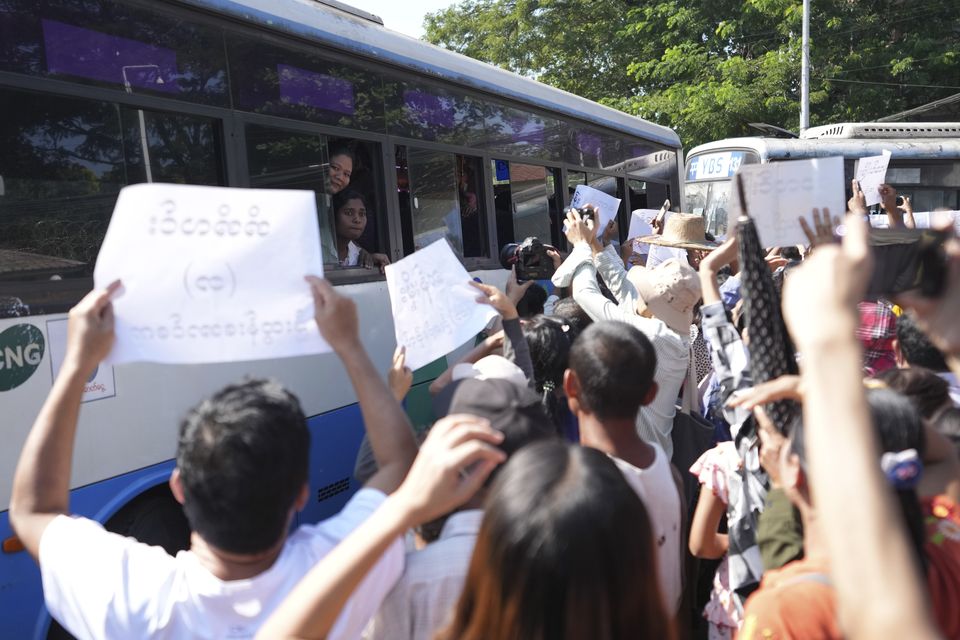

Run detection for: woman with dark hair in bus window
[[436, 440, 675, 640], [332, 189, 390, 271], [327, 146, 354, 195]]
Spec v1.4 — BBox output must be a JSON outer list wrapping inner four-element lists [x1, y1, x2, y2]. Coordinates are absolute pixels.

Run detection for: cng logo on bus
[[0, 324, 45, 391]]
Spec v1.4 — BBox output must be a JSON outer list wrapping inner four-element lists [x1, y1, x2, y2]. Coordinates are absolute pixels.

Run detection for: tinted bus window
[[494, 161, 562, 248], [245, 126, 387, 269], [484, 105, 563, 161], [0, 0, 228, 106], [566, 127, 623, 169], [228, 35, 386, 132], [0, 88, 224, 316], [386, 80, 487, 147]]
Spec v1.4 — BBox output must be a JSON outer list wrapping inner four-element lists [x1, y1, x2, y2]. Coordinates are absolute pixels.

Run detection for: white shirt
[[365, 510, 482, 640], [566, 243, 690, 457], [612, 446, 684, 614], [340, 240, 362, 267], [40, 488, 404, 640]]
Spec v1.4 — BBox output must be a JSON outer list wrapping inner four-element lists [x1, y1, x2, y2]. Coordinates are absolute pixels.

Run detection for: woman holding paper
[[332, 189, 390, 271]]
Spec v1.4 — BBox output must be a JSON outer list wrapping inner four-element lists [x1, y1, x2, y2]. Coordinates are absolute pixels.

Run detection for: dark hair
[[875, 367, 951, 419], [788, 387, 927, 574], [515, 283, 548, 318], [896, 314, 949, 372], [437, 441, 674, 640], [550, 297, 592, 344], [568, 321, 656, 421], [780, 246, 802, 261], [332, 188, 368, 214], [522, 315, 572, 427], [935, 407, 960, 457], [176, 379, 309, 554], [328, 145, 355, 165]]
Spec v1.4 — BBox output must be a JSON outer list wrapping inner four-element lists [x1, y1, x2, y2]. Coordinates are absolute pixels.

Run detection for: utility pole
[[800, 0, 810, 132]]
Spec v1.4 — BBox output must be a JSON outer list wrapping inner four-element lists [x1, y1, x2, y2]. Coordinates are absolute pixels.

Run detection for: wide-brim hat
[[638, 213, 718, 251], [626, 260, 702, 334]]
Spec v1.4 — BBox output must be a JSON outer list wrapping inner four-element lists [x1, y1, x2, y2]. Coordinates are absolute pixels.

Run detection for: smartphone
[[866, 228, 949, 298]]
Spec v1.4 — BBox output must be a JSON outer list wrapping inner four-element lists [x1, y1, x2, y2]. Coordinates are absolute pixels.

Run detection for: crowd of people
[[9, 176, 960, 639]]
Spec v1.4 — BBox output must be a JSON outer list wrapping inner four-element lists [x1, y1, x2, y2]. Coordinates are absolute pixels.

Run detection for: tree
[[423, 0, 960, 149]]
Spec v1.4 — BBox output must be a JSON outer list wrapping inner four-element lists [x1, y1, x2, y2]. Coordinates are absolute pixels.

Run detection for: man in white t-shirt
[[9, 277, 418, 640], [563, 321, 685, 615]]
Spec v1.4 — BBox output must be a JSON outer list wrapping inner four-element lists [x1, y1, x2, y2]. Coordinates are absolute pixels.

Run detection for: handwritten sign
[[385, 239, 497, 371], [646, 244, 688, 268], [731, 156, 845, 248], [627, 209, 660, 241], [94, 184, 328, 364], [570, 185, 621, 237], [855, 150, 892, 207]]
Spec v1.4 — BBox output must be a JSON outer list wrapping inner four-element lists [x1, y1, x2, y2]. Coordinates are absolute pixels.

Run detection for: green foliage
[[423, 0, 960, 148]]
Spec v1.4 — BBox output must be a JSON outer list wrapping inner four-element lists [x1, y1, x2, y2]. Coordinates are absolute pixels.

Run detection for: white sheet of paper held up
[[569, 184, 621, 237], [731, 156, 846, 248], [855, 150, 892, 207], [385, 239, 497, 371], [93, 183, 328, 364], [627, 209, 660, 240]]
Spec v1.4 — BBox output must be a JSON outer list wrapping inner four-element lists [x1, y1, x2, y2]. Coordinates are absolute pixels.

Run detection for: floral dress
[[690, 441, 744, 640]]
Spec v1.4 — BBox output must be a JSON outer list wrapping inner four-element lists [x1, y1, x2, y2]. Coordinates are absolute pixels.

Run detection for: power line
[[822, 77, 960, 90]]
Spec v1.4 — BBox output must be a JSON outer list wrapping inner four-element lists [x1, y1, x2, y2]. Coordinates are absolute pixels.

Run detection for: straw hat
[[626, 259, 702, 334], [637, 213, 718, 251]]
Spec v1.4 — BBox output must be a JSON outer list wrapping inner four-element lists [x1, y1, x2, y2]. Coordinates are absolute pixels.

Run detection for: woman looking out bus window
[[333, 189, 390, 271], [327, 146, 354, 195]]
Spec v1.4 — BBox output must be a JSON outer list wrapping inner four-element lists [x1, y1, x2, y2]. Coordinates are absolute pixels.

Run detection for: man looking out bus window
[[8, 277, 418, 639]]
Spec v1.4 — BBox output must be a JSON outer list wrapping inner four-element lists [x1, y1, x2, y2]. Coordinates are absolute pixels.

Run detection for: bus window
[[495, 161, 563, 248], [395, 147, 488, 259], [0, 87, 223, 317], [0, 0, 229, 107], [245, 126, 386, 271]]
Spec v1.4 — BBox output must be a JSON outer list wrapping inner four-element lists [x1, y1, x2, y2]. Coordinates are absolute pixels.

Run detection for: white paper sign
[[47, 318, 116, 402], [731, 156, 846, 248], [913, 210, 960, 234], [855, 150, 892, 207], [385, 239, 497, 371], [627, 209, 660, 241], [570, 185, 621, 237], [94, 184, 327, 364], [646, 244, 688, 268]]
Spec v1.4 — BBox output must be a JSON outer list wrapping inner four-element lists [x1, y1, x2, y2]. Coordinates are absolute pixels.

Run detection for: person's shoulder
[[294, 487, 390, 551]]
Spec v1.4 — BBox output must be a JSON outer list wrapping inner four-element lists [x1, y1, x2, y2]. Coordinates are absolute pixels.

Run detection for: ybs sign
[[0, 324, 45, 391]]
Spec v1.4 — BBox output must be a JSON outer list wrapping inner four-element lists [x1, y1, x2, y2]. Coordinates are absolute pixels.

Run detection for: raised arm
[[9, 281, 120, 560], [471, 277, 534, 383], [255, 415, 505, 640], [306, 276, 417, 494], [782, 215, 938, 640]]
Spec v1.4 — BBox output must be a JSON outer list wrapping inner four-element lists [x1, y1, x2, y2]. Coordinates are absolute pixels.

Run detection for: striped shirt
[[568, 243, 689, 457]]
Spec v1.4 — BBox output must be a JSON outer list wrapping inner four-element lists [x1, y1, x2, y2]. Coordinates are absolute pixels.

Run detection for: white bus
[[683, 122, 960, 236], [0, 0, 682, 635]]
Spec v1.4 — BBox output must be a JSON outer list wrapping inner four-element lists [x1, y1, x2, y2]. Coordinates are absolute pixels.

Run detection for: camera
[[867, 228, 948, 298], [499, 237, 556, 282], [565, 206, 595, 224]]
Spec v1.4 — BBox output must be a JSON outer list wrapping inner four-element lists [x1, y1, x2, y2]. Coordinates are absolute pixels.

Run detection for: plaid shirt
[[856, 301, 898, 376]]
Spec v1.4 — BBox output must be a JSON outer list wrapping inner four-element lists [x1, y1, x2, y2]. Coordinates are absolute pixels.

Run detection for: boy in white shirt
[[10, 277, 417, 640]]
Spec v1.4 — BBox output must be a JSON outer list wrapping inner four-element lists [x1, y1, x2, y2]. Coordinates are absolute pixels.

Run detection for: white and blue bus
[[683, 122, 960, 237], [0, 0, 682, 635]]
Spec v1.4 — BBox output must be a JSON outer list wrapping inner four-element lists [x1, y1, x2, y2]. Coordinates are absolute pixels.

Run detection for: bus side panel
[[0, 460, 176, 639]]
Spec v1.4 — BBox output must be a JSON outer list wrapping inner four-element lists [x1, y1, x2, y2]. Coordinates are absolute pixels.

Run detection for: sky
[[347, 0, 455, 39]]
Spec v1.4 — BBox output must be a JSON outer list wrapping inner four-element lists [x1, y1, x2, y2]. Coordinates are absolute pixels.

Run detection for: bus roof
[[687, 136, 960, 163], [179, 0, 681, 148]]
